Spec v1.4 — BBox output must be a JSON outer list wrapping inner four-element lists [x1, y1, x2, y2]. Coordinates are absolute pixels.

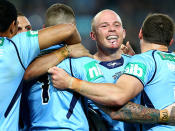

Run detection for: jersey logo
[[157, 52, 175, 62], [26, 30, 38, 37], [84, 61, 103, 82], [0, 37, 4, 46], [107, 62, 120, 67], [124, 62, 146, 82], [167, 63, 175, 71]]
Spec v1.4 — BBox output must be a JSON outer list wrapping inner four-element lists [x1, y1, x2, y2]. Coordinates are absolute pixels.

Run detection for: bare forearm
[[24, 47, 68, 81], [169, 106, 175, 124], [38, 24, 76, 50], [101, 102, 160, 124], [68, 78, 126, 106], [99, 102, 175, 125], [67, 75, 142, 106], [65, 27, 81, 45]]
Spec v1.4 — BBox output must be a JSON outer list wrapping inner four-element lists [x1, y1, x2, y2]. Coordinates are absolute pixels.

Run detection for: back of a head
[[142, 13, 175, 46], [17, 11, 25, 17], [45, 3, 75, 27], [0, 0, 17, 32]]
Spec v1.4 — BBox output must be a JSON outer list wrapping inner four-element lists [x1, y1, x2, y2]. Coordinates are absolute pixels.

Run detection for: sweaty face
[[17, 16, 32, 34], [93, 10, 125, 50]]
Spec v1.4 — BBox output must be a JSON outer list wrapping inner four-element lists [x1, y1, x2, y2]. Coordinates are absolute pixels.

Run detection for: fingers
[[48, 66, 60, 74], [120, 44, 128, 54], [126, 41, 135, 56], [126, 41, 132, 50]]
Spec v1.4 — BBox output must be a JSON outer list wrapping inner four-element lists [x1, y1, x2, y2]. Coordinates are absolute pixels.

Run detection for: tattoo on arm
[[98, 102, 160, 124], [169, 106, 175, 124]]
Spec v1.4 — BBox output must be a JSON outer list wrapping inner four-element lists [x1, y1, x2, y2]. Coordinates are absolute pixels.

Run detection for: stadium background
[[10, 0, 175, 54]]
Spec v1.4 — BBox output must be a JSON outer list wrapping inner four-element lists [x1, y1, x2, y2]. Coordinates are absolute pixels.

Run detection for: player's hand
[[67, 43, 93, 58], [48, 66, 71, 90], [121, 41, 135, 56]]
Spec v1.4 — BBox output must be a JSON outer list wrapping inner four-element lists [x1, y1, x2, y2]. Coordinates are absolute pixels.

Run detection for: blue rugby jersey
[[0, 31, 40, 131], [124, 50, 175, 131]]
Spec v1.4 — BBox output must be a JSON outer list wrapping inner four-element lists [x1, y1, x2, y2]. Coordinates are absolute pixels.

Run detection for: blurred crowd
[[10, 0, 175, 54]]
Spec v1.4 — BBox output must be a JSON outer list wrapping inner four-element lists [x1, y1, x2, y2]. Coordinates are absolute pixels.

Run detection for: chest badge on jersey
[[26, 30, 38, 37], [0, 37, 4, 46], [124, 62, 146, 82], [84, 61, 103, 82]]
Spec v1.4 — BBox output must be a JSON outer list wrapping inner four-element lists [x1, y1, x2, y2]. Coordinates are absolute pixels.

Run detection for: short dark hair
[[45, 3, 75, 27], [142, 13, 175, 46], [17, 11, 25, 17], [0, 0, 17, 32]]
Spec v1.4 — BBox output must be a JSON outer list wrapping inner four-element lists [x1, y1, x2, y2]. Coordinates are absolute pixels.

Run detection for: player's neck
[[141, 41, 168, 53], [0, 31, 12, 38], [94, 50, 122, 61]]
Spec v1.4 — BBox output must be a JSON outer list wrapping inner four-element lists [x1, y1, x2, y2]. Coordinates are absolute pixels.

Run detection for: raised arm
[[24, 43, 93, 81], [38, 24, 81, 50]]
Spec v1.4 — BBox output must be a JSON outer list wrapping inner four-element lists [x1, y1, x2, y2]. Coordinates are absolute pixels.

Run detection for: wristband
[[68, 77, 82, 92], [160, 109, 169, 123]]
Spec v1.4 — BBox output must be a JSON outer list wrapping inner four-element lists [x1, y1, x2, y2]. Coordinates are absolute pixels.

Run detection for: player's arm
[[38, 24, 81, 50], [24, 44, 93, 81], [48, 67, 175, 125], [48, 67, 143, 106], [97, 102, 175, 125]]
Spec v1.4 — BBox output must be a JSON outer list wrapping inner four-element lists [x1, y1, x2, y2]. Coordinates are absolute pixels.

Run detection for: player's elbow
[[111, 94, 128, 107], [23, 70, 35, 81], [109, 111, 119, 120]]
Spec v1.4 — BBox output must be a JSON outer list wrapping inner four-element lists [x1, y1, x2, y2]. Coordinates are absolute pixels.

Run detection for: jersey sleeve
[[123, 53, 156, 86], [11, 31, 40, 68]]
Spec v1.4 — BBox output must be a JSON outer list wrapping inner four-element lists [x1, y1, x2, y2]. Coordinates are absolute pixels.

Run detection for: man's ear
[[90, 31, 96, 40], [139, 29, 143, 39], [9, 20, 17, 37], [123, 29, 126, 39], [169, 39, 174, 46]]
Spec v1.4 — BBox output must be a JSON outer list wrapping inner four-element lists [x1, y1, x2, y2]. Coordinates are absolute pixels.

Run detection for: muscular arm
[[98, 102, 175, 125], [38, 24, 81, 50], [48, 67, 143, 106], [98, 102, 160, 124], [48, 67, 175, 125], [24, 46, 68, 81], [24, 44, 92, 81]]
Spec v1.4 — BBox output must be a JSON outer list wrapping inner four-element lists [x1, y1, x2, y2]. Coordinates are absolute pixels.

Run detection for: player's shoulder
[[12, 30, 38, 40], [130, 50, 156, 64], [59, 56, 95, 67], [71, 56, 95, 63], [121, 54, 132, 61]]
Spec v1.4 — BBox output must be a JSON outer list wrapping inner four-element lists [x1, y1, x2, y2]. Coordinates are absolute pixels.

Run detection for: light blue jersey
[[24, 55, 89, 131], [24, 54, 140, 131], [61, 55, 139, 131], [124, 50, 175, 131], [0, 31, 40, 131]]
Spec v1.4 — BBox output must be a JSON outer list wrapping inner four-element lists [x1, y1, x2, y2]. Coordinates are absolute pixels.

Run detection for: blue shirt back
[[0, 31, 39, 131], [124, 50, 175, 131]]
